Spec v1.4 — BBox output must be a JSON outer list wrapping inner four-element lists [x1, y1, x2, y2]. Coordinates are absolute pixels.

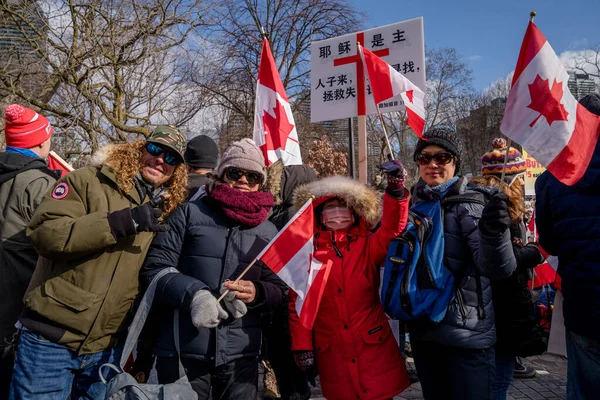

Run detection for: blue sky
[[348, 0, 599, 91]]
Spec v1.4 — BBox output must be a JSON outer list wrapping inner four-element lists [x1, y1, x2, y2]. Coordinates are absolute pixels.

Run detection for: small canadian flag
[[501, 21, 600, 186], [257, 198, 332, 329], [358, 44, 426, 138]]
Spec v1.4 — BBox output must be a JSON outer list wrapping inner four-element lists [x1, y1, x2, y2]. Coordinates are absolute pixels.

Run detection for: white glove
[[220, 283, 248, 319], [190, 290, 228, 329]]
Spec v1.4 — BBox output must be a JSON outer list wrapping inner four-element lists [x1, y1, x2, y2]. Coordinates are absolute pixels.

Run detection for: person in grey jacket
[[141, 138, 285, 400], [0, 104, 59, 399], [407, 127, 517, 400]]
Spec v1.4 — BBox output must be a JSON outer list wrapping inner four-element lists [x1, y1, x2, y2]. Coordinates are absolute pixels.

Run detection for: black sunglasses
[[225, 167, 264, 185], [145, 142, 181, 166], [414, 152, 454, 166]]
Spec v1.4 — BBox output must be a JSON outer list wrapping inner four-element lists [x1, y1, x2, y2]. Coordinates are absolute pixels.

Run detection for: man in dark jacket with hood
[[0, 104, 59, 398], [536, 93, 600, 400]]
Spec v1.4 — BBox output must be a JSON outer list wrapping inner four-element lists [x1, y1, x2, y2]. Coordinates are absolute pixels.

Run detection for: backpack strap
[[119, 267, 186, 378]]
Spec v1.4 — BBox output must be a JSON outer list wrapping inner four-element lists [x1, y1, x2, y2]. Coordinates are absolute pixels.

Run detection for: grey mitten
[[190, 290, 228, 329], [220, 284, 248, 319]]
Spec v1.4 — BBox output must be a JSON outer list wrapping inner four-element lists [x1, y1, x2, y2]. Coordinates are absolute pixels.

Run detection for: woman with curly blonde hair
[[471, 138, 545, 400]]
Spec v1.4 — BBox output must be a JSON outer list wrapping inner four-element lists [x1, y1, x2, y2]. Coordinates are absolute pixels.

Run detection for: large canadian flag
[[358, 44, 426, 138], [253, 38, 302, 166], [501, 21, 600, 186], [257, 198, 331, 329]]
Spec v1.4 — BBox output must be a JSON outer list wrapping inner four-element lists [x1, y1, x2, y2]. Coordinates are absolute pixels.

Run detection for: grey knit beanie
[[217, 138, 267, 182]]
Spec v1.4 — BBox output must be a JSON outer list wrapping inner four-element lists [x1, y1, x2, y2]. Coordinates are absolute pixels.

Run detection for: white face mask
[[321, 207, 353, 231]]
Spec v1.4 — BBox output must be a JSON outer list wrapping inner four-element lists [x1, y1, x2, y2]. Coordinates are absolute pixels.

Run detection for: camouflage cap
[[147, 125, 187, 161]]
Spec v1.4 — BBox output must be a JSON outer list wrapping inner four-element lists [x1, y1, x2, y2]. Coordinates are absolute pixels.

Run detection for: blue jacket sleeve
[[140, 204, 209, 309]]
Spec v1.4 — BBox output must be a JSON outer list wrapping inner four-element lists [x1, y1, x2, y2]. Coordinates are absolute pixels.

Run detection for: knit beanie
[[481, 138, 526, 185], [4, 104, 53, 148], [413, 126, 463, 172], [185, 135, 219, 169], [217, 138, 267, 183]]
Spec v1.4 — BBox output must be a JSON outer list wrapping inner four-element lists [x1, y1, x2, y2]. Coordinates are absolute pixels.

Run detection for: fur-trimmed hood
[[293, 175, 381, 229], [90, 143, 119, 168]]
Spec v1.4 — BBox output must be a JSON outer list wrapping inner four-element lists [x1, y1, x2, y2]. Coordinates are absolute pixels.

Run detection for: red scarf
[[207, 180, 274, 227]]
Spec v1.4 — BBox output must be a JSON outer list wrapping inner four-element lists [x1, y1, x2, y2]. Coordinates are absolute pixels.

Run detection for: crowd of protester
[[0, 95, 599, 400]]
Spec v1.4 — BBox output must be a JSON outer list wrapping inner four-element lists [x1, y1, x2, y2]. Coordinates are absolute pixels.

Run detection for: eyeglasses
[[225, 167, 264, 185], [414, 152, 454, 166], [145, 142, 181, 166]]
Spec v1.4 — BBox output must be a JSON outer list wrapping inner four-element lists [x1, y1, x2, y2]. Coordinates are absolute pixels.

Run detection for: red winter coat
[[289, 176, 411, 400]]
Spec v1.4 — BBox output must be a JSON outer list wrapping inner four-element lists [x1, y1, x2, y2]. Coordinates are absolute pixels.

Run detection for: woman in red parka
[[288, 160, 411, 400]]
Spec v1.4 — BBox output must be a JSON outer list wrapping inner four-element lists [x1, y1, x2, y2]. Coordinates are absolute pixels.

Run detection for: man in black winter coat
[[536, 93, 600, 400], [141, 138, 285, 400]]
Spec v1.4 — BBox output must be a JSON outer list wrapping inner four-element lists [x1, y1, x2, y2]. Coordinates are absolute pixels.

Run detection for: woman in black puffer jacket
[[473, 138, 545, 400], [407, 127, 517, 400]]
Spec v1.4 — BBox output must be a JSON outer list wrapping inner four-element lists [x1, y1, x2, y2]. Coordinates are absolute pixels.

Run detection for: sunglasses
[[414, 152, 454, 166], [145, 142, 181, 166], [225, 167, 264, 185]]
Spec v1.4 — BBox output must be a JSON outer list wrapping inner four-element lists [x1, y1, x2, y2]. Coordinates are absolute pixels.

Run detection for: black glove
[[107, 203, 168, 239], [293, 350, 318, 387], [479, 192, 511, 237]]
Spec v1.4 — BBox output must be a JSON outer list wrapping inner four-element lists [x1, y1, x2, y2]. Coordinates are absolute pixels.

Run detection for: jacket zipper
[[331, 235, 343, 258], [455, 287, 468, 325]]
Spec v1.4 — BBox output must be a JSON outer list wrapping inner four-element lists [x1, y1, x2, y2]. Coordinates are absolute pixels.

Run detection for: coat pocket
[[360, 323, 391, 345], [44, 278, 98, 312]]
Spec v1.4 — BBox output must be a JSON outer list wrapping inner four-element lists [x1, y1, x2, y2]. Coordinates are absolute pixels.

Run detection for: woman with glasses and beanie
[[407, 126, 517, 400], [140, 138, 286, 399]]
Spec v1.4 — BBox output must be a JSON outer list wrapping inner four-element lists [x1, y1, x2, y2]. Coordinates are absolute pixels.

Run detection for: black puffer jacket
[[140, 196, 285, 366], [409, 177, 517, 349]]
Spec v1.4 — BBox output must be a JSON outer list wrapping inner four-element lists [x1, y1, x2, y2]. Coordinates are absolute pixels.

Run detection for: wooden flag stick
[[376, 107, 395, 160], [499, 138, 513, 185], [216, 258, 259, 303]]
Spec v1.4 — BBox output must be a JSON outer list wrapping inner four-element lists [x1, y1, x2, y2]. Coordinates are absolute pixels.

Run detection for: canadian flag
[[257, 198, 332, 329], [526, 211, 559, 289], [501, 21, 600, 186], [358, 44, 426, 138], [253, 38, 302, 166], [48, 150, 73, 177]]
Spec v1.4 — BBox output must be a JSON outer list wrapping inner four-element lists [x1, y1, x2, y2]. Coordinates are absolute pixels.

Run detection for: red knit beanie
[[4, 104, 53, 148]]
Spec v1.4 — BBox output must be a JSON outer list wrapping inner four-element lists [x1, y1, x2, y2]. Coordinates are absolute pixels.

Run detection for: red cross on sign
[[333, 32, 390, 116]]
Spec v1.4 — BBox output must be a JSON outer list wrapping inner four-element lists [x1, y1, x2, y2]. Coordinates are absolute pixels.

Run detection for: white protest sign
[[310, 17, 425, 123]]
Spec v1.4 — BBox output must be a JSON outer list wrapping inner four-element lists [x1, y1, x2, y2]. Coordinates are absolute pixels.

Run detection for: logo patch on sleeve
[[51, 182, 69, 199]]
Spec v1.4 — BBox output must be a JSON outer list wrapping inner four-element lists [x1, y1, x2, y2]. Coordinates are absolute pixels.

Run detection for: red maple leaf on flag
[[405, 90, 414, 103], [262, 99, 297, 151], [526, 75, 569, 127]]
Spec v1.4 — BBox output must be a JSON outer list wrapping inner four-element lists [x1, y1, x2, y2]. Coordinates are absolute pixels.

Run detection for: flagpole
[[375, 107, 396, 160], [501, 11, 536, 185], [499, 138, 513, 184], [217, 259, 259, 303]]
